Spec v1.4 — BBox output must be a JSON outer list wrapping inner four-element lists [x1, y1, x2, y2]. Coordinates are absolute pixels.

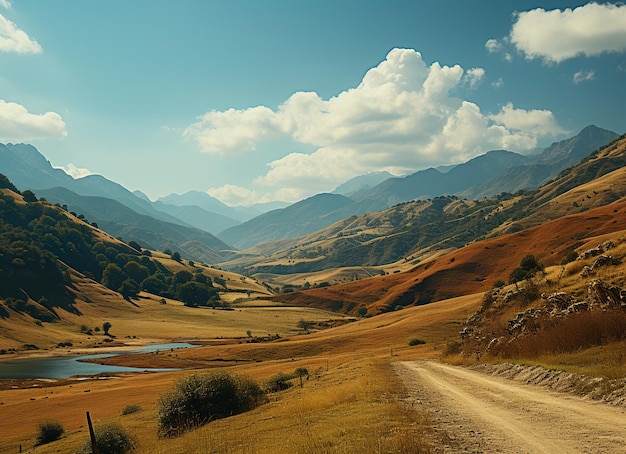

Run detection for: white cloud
[[485, 38, 513, 62], [185, 48, 565, 203], [510, 3, 626, 63], [464, 68, 485, 89], [485, 38, 502, 54], [0, 100, 67, 141], [207, 184, 263, 206], [492, 77, 504, 89], [488, 102, 566, 137], [58, 163, 92, 179], [0, 13, 41, 54], [183, 106, 287, 154], [0, 1, 12, 10], [573, 70, 595, 84]]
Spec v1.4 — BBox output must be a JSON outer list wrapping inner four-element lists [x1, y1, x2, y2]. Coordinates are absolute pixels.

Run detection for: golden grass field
[[0, 290, 480, 453]]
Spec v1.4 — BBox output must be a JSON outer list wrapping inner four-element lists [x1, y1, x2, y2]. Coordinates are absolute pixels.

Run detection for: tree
[[178, 281, 210, 307], [102, 321, 112, 336], [118, 278, 139, 299], [294, 367, 309, 387], [102, 263, 124, 291], [297, 319, 313, 332], [509, 254, 544, 284], [171, 251, 181, 262], [22, 190, 38, 203], [123, 261, 149, 284]]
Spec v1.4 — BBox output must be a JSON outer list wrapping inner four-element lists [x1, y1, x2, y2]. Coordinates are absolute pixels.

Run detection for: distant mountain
[[36, 187, 233, 263], [157, 190, 283, 222], [221, 132, 626, 275], [153, 200, 241, 235], [0, 143, 190, 228], [332, 171, 394, 197], [218, 193, 358, 249], [351, 150, 529, 209], [459, 125, 619, 199]]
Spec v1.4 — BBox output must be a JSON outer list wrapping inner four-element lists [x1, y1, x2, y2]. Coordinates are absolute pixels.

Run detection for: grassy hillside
[[221, 133, 626, 278]]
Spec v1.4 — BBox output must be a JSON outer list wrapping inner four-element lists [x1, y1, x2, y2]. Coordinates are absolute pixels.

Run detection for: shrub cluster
[[157, 371, 266, 437], [76, 422, 135, 454], [35, 420, 64, 445]]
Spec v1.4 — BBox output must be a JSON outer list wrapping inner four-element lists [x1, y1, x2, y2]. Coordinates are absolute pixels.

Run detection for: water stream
[[0, 343, 195, 379]]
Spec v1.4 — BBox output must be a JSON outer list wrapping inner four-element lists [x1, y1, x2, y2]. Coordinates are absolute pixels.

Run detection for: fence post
[[86, 411, 99, 454]]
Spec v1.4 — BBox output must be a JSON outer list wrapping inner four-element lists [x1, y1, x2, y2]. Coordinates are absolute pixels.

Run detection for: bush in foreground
[[157, 371, 267, 437], [35, 420, 64, 445], [76, 422, 135, 454], [408, 338, 426, 346]]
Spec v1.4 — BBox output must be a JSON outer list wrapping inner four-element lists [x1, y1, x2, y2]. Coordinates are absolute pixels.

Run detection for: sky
[[1, 1, 625, 206]]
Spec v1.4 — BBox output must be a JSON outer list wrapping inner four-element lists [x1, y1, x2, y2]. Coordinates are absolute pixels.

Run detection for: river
[[0, 343, 195, 379]]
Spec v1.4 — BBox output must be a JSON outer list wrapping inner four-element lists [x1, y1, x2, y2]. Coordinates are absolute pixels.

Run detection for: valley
[[1, 130, 626, 452]]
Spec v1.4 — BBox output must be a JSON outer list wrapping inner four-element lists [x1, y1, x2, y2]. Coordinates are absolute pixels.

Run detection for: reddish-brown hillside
[[276, 199, 626, 314]]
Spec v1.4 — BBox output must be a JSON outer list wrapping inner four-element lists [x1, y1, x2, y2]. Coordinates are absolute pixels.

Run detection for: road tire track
[[395, 360, 626, 453]]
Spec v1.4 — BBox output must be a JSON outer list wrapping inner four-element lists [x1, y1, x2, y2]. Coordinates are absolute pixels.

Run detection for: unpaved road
[[395, 361, 626, 453]]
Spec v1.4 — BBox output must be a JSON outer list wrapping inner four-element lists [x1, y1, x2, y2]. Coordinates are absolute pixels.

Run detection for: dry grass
[[0, 292, 477, 453], [2, 357, 432, 454]]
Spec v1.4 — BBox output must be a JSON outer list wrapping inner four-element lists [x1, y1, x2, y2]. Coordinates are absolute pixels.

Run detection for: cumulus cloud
[[207, 184, 263, 206], [488, 103, 566, 138], [0, 1, 12, 10], [58, 163, 92, 179], [510, 3, 626, 63], [463, 68, 485, 89], [0, 13, 41, 54], [0, 100, 67, 141], [185, 48, 565, 204], [573, 70, 595, 84], [183, 106, 288, 154]]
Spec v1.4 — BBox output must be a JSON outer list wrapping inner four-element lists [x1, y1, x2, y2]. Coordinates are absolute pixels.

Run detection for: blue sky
[[1, 1, 625, 205]]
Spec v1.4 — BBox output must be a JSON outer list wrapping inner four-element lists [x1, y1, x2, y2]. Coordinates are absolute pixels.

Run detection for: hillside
[[220, 132, 626, 277], [0, 177, 247, 347], [218, 193, 359, 249], [36, 187, 233, 263], [460, 124, 619, 199]]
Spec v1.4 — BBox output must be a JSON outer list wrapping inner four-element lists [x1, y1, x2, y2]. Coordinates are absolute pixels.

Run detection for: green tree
[[509, 254, 544, 284], [102, 321, 112, 336], [294, 367, 309, 387], [118, 278, 139, 299], [102, 263, 125, 291], [178, 281, 210, 307], [123, 261, 149, 284]]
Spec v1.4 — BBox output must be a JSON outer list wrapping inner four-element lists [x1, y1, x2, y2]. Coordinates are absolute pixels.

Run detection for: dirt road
[[395, 361, 626, 453]]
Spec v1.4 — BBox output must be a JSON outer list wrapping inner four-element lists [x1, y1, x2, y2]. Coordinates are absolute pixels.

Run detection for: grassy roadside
[[5, 356, 432, 453]]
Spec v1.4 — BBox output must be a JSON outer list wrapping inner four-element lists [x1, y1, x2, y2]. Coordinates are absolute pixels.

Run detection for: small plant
[[76, 422, 135, 454], [263, 372, 295, 392], [121, 404, 141, 415], [35, 420, 64, 445], [157, 371, 266, 437], [408, 338, 426, 346], [297, 319, 313, 332], [492, 279, 505, 289]]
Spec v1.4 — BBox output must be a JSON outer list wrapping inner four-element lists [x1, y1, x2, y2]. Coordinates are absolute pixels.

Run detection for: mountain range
[[0, 125, 618, 262]]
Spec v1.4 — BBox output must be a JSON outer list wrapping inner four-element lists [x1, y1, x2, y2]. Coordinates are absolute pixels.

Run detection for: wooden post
[[86, 411, 99, 454]]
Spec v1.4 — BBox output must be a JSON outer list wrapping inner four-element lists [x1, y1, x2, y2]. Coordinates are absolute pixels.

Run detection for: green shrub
[[35, 420, 64, 445], [121, 404, 141, 415], [76, 422, 135, 454], [263, 372, 295, 393], [408, 338, 426, 346], [157, 371, 266, 437]]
